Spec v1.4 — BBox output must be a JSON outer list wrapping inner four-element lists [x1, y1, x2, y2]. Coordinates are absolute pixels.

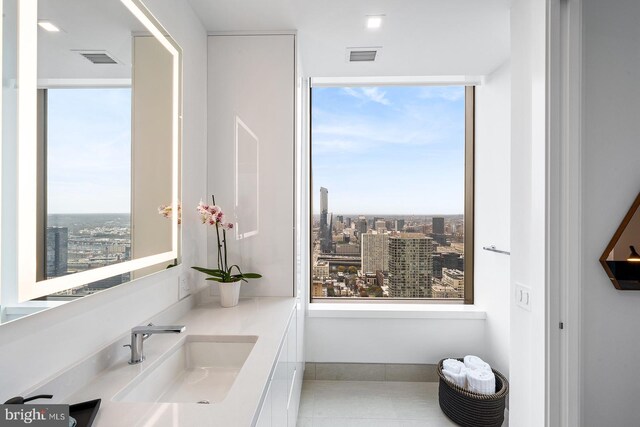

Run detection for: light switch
[[179, 275, 191, 300], [515, 283, 531, 311]]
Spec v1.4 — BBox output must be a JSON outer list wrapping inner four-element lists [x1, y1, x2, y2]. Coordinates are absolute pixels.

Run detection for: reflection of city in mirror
[[46, 214, 132, 297]]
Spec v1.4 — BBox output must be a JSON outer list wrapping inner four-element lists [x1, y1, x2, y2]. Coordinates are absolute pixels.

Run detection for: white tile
[[311, 381, 399, 419], [401, 419, 458, 427], [298, 384, 314, 417], [297, 418, 313, 427], [299, 380, 485, 427], [312, 418, 352, 427], [349, 419, 403, 427]]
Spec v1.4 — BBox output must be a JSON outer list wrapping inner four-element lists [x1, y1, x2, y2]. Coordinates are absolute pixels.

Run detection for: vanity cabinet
[[255, 305, 301, 427], [256, 382, 273, 427]]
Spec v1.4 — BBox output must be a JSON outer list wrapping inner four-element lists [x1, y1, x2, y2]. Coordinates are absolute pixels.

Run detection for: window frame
[[309, 83, 475, 304]]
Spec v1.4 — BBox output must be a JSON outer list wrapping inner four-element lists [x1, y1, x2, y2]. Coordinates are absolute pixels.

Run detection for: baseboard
[[303, 363, 438, 382]]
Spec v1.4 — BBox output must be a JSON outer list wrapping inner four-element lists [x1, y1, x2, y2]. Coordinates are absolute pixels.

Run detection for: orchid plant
[[192, 196, 262, 283], [157, 202, 181, 268], [157, 203, 182, 224]]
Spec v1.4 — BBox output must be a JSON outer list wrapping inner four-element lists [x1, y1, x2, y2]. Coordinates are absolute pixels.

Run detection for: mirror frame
[[599, 191, 640, 290], [16, 0, 181, 301]]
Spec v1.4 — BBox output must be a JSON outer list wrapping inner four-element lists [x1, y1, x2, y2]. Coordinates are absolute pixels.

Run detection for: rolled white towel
[[467, 368, 496, 395], [442, 358, 465, 374], [464, 355, 491, 372], [442, 367, 468, 389]]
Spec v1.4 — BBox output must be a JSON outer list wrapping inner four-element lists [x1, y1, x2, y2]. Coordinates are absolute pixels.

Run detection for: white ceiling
[[37, 0, 145, 80], [187, 0, 510, 77]]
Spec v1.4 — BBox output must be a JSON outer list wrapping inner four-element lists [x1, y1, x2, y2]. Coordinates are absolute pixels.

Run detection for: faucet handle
[[142, 323, 154, 340]]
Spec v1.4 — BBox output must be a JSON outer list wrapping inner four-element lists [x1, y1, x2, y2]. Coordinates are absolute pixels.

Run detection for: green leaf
[[192, 266, 225, 277], [241, 273, 262, 279], [205, 277, 225, 282], [228, 264, 243, 276]]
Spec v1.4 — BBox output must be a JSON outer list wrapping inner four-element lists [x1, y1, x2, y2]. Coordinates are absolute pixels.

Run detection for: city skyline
[[312, 212, 464, 218], [311, 183, 465, 299], [312, 85, 466, 215], [45, 213, 132, 295]]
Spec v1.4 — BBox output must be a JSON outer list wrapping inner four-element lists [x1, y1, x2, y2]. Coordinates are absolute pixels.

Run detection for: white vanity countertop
[[64, 297, 296, 427]]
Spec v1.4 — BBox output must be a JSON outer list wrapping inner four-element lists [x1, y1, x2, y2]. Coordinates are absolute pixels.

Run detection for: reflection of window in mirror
[[36, 87, 133, 296], [7, 0, 180, 308]]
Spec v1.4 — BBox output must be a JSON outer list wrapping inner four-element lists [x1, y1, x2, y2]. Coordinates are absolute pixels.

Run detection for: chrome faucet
[[124, 323, 186, 364]]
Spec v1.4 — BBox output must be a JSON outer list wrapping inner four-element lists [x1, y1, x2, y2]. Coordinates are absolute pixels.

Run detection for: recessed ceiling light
[[366, 15, 384, 29], [38, 21, 60, 32]]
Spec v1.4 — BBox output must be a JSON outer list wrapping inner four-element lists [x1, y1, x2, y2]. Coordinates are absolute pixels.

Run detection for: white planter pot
[[219, 282, 241, 307]]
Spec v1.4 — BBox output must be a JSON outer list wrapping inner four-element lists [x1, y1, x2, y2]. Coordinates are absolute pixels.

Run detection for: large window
[[310, 84, 474, 303]]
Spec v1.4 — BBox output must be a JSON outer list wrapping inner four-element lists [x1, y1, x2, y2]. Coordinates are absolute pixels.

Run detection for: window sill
[[307, 303, 486, 319]]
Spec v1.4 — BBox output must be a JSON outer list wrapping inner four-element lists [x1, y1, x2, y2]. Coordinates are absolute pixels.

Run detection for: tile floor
[[297, 380, 508, 427]]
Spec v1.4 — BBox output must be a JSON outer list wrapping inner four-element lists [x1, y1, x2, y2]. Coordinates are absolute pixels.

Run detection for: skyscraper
[[361, 232, 389, 273], [319, 187, 332, 252], [432, 217, 445, 235], [430, 217, 448, 245], [356, 217, 368, 236], [431, 251, 463, 279], [46, 227, 69, 278], [388, 233, 433, 298], [320, 187, 328, 229]]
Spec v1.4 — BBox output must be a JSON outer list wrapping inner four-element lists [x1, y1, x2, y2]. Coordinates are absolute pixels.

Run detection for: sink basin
[[114, 335, 258, 404]]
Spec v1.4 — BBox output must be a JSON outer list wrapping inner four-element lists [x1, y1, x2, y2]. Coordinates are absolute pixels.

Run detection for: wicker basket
[[437, 358, 509, 427]]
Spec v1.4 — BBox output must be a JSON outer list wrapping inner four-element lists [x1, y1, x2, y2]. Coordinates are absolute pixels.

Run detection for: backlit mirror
[[600, 192, 640, 290], [2, 0, 181, 316]]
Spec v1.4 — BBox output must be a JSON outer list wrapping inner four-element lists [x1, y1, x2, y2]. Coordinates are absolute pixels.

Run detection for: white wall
[[474, 60, 511, 377], [0, 0, 208, 400], [206, 35, 295, 298], [581, 0, 640, 424], [509, 0, 547, 425], [306, 317, 487, 364]]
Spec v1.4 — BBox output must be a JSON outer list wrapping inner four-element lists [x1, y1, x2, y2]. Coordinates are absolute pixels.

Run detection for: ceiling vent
[[346, 47, 382, 63], [77, 51, 118, 65]]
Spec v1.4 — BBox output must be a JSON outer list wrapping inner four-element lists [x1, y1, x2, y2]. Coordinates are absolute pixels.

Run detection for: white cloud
[[361, 87, 391, 105], [342, 87, 391, 105], [313, 107, 457, 150]]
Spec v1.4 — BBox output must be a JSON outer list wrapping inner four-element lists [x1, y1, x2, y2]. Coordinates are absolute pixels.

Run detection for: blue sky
[[312, 86, 466, 215], [47, 88, 131, 214]]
